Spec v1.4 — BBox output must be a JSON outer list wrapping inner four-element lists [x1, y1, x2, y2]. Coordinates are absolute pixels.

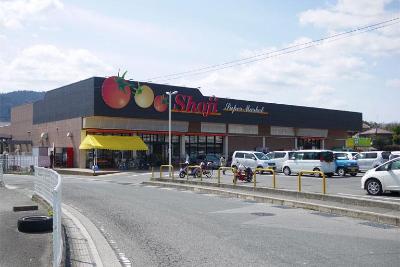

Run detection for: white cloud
[[0, 0, 63, 29], [172, 0, 399, 115], [0, 44, 112, 91], [299, 0, 395, 29]]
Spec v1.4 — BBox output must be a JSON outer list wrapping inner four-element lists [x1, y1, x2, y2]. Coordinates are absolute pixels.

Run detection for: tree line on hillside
[[0, 91, 45, 122]]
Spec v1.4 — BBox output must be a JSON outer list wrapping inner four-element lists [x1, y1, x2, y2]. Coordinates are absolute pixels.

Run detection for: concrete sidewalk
[[0, 187, 52, 267]]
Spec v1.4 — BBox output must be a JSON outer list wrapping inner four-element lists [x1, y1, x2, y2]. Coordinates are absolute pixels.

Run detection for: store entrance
[[298, 138, 322, 150], [152, 143, 164, 166]]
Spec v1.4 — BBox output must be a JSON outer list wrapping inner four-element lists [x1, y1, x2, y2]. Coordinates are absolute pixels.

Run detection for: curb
[[144, 180, 400, 227], [150, 178, 400, 211], [62, 204, 121, 267]]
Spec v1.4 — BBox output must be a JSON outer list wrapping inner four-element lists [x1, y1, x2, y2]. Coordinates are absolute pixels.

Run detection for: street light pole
[[166, 91, 178, 173]]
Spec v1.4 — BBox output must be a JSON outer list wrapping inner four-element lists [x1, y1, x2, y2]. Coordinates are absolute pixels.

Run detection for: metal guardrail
[[217, 167, 234, 185], [34, 167, 62, 267], [160, 165, 174, 179], [254, 168, 276, 189], [298, 170, 327, 194], [0, 162, 3, 187]]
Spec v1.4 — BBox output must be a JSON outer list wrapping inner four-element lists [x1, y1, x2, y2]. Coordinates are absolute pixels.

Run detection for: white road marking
[[337, 193, 400, 202]]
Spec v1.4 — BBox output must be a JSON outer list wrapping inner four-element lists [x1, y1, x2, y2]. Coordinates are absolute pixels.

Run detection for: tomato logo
[[154, 95, 169, 112], [101, 71, 156, 110], [101, 71, 132, 109], [134, 85, 154, 108]]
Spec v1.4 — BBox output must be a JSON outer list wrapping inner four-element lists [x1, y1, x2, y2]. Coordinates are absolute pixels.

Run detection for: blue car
[[333, 152, 359, 176]]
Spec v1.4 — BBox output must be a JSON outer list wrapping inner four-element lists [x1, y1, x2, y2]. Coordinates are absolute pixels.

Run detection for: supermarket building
[[1, 77, 362, 168]]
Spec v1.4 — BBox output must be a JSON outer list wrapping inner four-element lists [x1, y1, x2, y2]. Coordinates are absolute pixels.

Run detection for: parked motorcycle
[[179, 161, 213, 178], [234, 164, 254, 183]]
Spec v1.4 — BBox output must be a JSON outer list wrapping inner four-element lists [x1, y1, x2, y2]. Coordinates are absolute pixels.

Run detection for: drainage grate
[[272, 205, 295, 210], [359, 221, 396, 229], [251, 212, 275, 217], [244, 200, 257, 203], [310, 212, 341, 218]]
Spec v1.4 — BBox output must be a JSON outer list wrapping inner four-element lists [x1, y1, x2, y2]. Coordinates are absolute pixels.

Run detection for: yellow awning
[[79, 135, 148, 151]]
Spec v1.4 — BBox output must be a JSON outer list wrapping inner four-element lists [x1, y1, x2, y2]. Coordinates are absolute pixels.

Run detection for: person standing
[[219, 156, 226, 174], [49, 151, 54, 169]]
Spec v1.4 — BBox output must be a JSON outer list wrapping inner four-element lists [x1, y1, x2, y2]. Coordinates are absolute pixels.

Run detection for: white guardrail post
[[34, 167, 62, 267]]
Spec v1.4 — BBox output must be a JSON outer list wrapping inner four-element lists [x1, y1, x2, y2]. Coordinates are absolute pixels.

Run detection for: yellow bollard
[[151, 167, 154, 179], [217, 169, 221, 185], [322, 173, 326, 194], [253, 171, 256, 188], [272, 170, 276, 189], [298, 172, 302, 192]]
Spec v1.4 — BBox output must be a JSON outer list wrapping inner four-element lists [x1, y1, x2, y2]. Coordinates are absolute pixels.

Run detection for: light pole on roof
[[166, 90, 178, 173]]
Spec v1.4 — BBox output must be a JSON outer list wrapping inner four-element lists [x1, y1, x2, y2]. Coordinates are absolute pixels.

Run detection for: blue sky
[[0, 0, 399, 122]]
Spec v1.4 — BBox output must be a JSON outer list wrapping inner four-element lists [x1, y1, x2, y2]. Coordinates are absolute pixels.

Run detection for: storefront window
[[298, 138, 322, 150], [185, 135, 224, 159]]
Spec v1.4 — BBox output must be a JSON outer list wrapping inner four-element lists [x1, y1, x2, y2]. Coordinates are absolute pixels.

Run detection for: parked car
[[191, 154, 220, 169], [389, 151, 400, 160], [267, 151, 295, 172], [231, 151, 276, 171], [333, 152, 359, 176], [361, 157, 400, 195], [282, 150, 335, 177], [355, 151, 391, 172]]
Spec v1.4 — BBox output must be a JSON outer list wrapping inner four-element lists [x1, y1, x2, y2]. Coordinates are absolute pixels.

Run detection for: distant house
[[359, 128, 393, 148]]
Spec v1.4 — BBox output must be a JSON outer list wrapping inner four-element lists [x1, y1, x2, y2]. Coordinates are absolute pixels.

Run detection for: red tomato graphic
[[101, 76, 131, 109], [154, 95, 168, 112]]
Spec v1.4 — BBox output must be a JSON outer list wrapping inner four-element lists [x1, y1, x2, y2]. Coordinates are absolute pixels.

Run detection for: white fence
[[34, 167, 62, 267], [0, 155, 38, 173], [0, 162, 3, 187]]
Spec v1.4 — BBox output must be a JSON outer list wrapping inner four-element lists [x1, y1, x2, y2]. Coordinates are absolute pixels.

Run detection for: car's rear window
[[274, 152, 286, 158], [366, 153, 377, 159], [235, 152, 244, 158], [320, 151, 334, 162]]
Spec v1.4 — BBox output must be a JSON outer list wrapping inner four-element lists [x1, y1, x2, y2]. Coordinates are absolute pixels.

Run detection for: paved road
[[4, 173, 400, 266]]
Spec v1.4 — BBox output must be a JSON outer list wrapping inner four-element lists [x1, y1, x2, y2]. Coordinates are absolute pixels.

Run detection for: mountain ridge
[[0, 91, 45, 122]]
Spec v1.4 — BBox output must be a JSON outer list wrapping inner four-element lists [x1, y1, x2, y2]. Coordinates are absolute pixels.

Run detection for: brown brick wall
[[188, 121, 201, 132], [228, 135, 263, 155], [32, 118, 82, 167], [266, 137, 295, 151], [10, 104, 33, 141]]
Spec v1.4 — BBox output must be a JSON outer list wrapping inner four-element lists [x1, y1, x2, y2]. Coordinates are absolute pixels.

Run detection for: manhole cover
[[244, 200, 257, 203], [117, 183, 133, 186], [359, 221, 396, 229], [250, 212, 275, 217]]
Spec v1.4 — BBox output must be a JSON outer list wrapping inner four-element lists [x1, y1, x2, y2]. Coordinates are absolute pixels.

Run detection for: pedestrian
[[220, 156, 226, 174], [49, 151, 54, 169]]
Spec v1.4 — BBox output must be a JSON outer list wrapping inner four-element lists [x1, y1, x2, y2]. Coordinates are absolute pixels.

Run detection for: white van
[[267, 151, 295, 172], [282, 150, 335, 177], [231, 151, 276, 170], [355, 151, 391, 172]]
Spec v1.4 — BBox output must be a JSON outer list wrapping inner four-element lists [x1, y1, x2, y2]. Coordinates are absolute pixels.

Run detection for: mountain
[[0, 91, 45, 122]]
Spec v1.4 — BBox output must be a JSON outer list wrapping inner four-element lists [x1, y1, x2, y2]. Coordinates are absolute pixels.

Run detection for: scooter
[[179, 161, 201, 178], [234, 164, 253, 183]]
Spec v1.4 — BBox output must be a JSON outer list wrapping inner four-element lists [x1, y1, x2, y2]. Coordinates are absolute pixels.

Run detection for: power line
[[145, 17, 399, 83]]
